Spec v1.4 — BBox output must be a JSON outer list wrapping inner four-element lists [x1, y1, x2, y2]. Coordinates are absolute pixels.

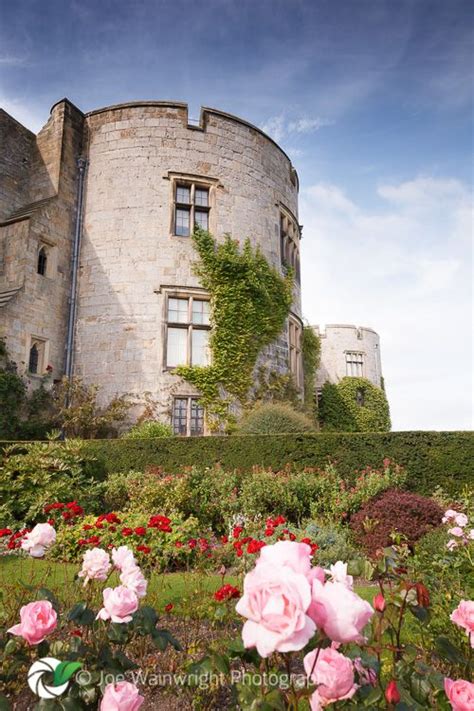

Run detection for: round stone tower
[[74, 101, 302, 433]]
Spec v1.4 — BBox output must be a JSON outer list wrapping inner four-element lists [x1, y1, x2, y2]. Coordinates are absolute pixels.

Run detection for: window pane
[[176, 185, 191, 204], [167, 327, 188, 367], [168, 297, 189, 323], [194, 188, 209, 207], [29, 343, 39, 373], [173, 398, 188, 435], [175, 207, 190, 236], [191, 328, 210, 366], [194, 210, 208, 230], [192, 299, 210, 325], [190, 399, 204, 436]]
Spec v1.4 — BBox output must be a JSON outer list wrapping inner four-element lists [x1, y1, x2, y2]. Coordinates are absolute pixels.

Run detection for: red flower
[[86, 535, 100, 546], [175, 541, 183, 548], [385, 680, 401, 705], [214, 584, 240, 602], [188, 539, 197, 549], [71, 629, 83, 637], [264, 528, 274, 537], [164, 603, 174, 612], [95, 523, 104, 529], [373, 592, 386, 612], [134, 527, 147, 536], [109, 526, 116, 533], [137, 545, 151, 554], [221, 535, 228, 544], [97, 513, 121, 525], [121, 528, 133, 537], [232, 526, 244, 539], [77, 538, 88, 546], [47, 519, 54, 526], [83, 524, 94, 531], [0, 528, 12, 537], [289, 532, 296, 541], [247, 539, 266, 554]]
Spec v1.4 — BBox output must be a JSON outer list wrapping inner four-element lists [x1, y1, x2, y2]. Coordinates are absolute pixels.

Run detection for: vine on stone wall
[[302, 326, 321, 415], [318, 376, 391, 432], [175, 229, 294, 430]]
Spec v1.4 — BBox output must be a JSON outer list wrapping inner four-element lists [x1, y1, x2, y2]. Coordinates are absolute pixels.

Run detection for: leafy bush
[[319, 376, 391, 432], [302, 521, 357, 568], [350, 488, 443, 554], [237, 403, 317, 434], [121, 420, 173, 439], [0, 438, 104, 525]]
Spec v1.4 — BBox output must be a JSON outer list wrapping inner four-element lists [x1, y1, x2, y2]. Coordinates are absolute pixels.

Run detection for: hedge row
[[2, 431, 469, 496]]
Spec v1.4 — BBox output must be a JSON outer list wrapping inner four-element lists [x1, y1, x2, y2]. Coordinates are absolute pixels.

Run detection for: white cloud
[[300, 176, 473, 431], [0, 93, 45, 132], [260, 113, 332, 143]]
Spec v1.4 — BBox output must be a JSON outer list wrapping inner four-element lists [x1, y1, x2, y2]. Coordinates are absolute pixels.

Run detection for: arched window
[[37, 247, 47, 276], [356, 388, 365, 406], [28, 343, 39, 373]]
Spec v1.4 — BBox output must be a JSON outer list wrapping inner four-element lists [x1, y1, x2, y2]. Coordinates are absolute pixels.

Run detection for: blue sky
[[1, 0, 472, 430]]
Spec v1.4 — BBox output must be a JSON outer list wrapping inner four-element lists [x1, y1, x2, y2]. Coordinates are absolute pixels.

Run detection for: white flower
[[21, 523, 56, 558], [112, 546, 136, 571], [468, 530, 474, 540], [78, 548, 111, 585], [447, 539, 458, 550], [120, 565, 148, 599], [325, 561, 354, 589]]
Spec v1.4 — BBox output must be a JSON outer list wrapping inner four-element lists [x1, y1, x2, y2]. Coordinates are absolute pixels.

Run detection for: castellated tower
[[313, 324, 383, 391], [0, 99, 303, 434]]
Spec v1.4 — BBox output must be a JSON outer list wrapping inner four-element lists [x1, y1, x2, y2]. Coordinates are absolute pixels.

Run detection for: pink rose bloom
[[8, 600, 57, 645], [454, 513, 468, 528], [236, 561, 316, 658], [310, 580, 373, 644], [469, 530, 474, 540], [257, 541, 325, 585], [325, 562, 353, 589], [96, 586, 139, 623], [100, 681, 144, 711], [304, 647, 357, 707], [450, 601, 474, 647], [120, 565, 148, 599], [442, 509, 458, 523], [447, 539, 458, 551], [21, 523, 56, 558], [444, 678, 474, 711], [78, 548, 111, 585], [112, 546, 136, 571], [448, 527, 465, 538]]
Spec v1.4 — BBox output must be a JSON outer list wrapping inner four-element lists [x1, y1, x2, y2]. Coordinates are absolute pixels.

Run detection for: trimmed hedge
[[2, 431, 471, 496]]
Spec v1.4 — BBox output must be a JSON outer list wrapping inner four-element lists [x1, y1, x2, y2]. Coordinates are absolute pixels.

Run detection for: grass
[[0, 555, 375, 624]]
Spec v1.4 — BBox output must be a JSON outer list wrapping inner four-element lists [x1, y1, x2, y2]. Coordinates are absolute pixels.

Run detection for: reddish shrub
[[350, 488, 442, 555]]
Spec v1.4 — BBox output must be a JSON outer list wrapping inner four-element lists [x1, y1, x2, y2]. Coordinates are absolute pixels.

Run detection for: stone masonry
[[313, 324, 383, 390]]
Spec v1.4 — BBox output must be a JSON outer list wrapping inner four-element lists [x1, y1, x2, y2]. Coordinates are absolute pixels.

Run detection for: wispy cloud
[[260, 114, 332, 143], [0, 53, 28, 66], [300, 175, 472, 431]]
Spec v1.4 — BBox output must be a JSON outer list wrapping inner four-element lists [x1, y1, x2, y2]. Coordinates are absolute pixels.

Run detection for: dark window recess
[[37, 247, 47, 276], [172, 396, 205, 436], [172, 398, 188, 435], [190, 399, 205, 436], [356, 388, 365, 406], [28, 344, 39, 373]]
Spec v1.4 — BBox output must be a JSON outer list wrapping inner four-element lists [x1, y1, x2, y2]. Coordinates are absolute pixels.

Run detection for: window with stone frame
[[28, 337, 47, 375], [165, 294, 211, 367], [280, 210, 301, 283], [37, 246, 48, 276], [288, 317, 303, 387], [173, 181, 210, 236], [172, 396, 205, 436], [346, 351, 364, 377]]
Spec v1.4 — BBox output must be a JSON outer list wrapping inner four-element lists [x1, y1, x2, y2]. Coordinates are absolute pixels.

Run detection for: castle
[[0, 98, 383, 433]]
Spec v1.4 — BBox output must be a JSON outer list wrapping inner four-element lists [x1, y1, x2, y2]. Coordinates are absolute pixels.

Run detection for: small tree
[[53, 377, 130, 438]]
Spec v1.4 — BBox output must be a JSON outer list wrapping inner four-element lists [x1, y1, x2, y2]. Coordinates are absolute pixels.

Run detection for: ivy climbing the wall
[[175, 229, 294, 429], [318, 376, 391, 432], [302, 326, 320, 415]]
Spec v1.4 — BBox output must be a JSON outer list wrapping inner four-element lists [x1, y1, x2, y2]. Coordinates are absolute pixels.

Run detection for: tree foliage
[[318, 376, 391, 432]]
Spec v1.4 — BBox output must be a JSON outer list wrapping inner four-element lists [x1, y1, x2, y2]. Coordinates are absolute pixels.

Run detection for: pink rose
[[8, 600, 57, 645], [257, 541, 325, 585], [468, 530, 474, 540], [447, 539, 458, 551], [444, 678, 474, 711], [310, 580, 373, 643], [119, 566, 147, 599], [236, 560, 316, 658], [443, 509, 458, 523], [454, 513, 468, 528], [450, 601, 474, 647], [100, 681, 144, 711], [448, 527, 465, 538], [304, 647, 357, 706], [21, 523, 56, 558], [325, 562, 353, 589], [112, 546, 136, 571], [78, 548, 111, 585], [96, 586, 139, 623]]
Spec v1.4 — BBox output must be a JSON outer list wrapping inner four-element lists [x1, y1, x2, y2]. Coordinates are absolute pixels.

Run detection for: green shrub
[[0, 438, 104, 525], [302, 521, 357, 568], [238, 403, 317, 434], [319, 377, 391, 432], [121, 420, 173, 439]]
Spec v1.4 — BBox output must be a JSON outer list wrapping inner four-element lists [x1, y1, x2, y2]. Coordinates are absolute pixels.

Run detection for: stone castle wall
[[314, 324, 382, 389]]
